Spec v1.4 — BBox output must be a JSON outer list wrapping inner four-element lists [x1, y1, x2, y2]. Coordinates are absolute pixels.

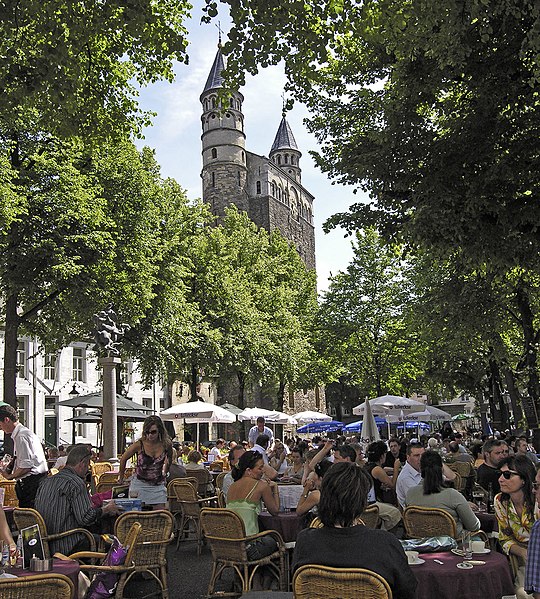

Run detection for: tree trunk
[[237, 371, 246, 409], [3, 294, 20, 408], [488, 357, 508, 430], [276, 380, 286, 412], [188, 364, 198, 402], [503, 367, 525, 432]]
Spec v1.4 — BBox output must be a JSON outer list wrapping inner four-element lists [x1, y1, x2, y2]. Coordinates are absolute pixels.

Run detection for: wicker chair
[[114, 509, 174, 599], [0, 480, 18, 507], [448, 462, 475, 497], [13, 507, 96, 558], [200, 507, 287, 598], [309, 516, 323, 528], [293, 565, 393, 599], [173, 480, 217, 554], [0, 573, 74, 599], [215, 471, 227, 490], [216, 488, 227, 508], [360, 504, 380, 529], [66, 522, 141, 599], [185, 468, 214, 497], [403, 506, 457, 538]]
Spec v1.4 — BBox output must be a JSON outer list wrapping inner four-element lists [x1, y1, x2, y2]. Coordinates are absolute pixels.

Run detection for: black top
[[292, 525, 417, 599], [365, 461, 384, 502], [477, 463, 501, 495]]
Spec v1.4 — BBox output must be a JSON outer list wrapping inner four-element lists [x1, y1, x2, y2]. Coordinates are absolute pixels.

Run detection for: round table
[[477, 510, 498, 534], [258, 512, 303, 543], [412, 550, 514, 599], [5, 558, 80, 598]]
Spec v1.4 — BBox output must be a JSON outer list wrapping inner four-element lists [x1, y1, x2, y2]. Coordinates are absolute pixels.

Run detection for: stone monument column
[[100, 356, 121, 463]]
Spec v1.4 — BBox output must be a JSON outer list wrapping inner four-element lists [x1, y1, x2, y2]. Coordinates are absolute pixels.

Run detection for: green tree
[[318, 227, 421, 404]]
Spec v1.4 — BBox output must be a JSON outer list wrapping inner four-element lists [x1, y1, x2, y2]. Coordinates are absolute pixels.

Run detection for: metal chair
[[200, 507, 287, 598], [13, 507, 96, 558], [114, 509, 174, 599], [0, 573, 74, 599], [403, 506, 457, 538], [293, 564, 393, 599], [173, 480, 217, 554]]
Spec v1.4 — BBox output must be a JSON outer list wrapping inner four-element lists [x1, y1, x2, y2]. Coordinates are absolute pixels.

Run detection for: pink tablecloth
[[258, 512, 303, 543], [6, 558, 80, 598]]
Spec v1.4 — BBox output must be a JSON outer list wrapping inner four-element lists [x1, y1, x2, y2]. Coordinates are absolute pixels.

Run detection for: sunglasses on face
[[500, 470, 520, 480], [533, 483, 540, 491], [146, 429, 159, 435]]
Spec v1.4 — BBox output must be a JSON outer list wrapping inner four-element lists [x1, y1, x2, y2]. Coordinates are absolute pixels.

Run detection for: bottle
[[486, 482, 494, 514], [15, 534, 23, 568]]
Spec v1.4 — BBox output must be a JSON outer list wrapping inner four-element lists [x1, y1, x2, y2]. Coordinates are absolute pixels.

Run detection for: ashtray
[[30, 557, 53, 572]]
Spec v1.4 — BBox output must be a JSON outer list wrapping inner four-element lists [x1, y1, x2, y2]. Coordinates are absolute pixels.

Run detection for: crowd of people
[[1, 405, 540, 598]]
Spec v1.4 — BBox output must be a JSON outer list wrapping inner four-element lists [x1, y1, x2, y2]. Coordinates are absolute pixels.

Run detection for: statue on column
[[93, 305, 130, 357]]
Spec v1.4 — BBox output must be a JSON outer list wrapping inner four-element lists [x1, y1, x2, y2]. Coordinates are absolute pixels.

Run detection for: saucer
[[473, 548, 490, 554], [408, 559, 425, 565], [451, 549, 465, 556], [457, 562, 474, 569]]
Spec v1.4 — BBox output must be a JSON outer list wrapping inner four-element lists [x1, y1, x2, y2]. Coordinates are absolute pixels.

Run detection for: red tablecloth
[[258, 512, 303, 543], [412, 550, 514, 599], [5, 558, 80, 598], [477, 510, 498, 534]]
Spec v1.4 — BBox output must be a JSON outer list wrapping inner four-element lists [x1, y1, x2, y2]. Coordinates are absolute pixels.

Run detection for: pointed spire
[[271, 116, 299, 152], [203, 44, 225, 93]]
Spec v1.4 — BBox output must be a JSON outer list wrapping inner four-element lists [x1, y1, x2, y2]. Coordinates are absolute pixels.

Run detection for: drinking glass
[[461, 532, 473, 561], [0, 541, 9, 575], [472, 489, 484, 509]]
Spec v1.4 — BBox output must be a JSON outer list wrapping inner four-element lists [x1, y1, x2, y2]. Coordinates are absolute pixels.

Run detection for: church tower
[[269, 113, 302, 184], [200, 43, 249, 216]]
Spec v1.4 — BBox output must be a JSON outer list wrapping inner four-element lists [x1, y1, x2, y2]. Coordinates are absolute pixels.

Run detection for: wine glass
[[472, 489, 484, 510], [0, 541, 9, 576]]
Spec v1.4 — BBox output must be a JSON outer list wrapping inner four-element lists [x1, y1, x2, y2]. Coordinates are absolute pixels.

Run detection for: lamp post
[[68, 384, 80, 445]]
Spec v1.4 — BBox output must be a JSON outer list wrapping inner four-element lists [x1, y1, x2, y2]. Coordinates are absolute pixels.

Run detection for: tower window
[[212, 172, 215, 188], [271, 182, 276, 196], [242, 151, 245, 162], [285, 155, 289, 164], [211, 148, 217, 159], [288, 170, 292, 175], [277, 155, 281, 165], [225, 112, 231, 118], [237, 171, 241, 186], [211, 97, 216, 108], [256, 181, 261, 194], [291, 156, 295, 165]]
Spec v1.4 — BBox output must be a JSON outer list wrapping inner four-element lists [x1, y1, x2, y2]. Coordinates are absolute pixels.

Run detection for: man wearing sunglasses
[[477, 439, 509, 494], [525, 466, 540, 598]]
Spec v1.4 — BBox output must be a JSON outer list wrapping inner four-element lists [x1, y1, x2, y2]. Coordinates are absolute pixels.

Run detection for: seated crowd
[[1, 409, 540, 599]]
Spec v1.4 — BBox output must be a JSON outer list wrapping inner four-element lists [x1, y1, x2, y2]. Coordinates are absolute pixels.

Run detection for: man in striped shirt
[[35, 444, 121, 555]]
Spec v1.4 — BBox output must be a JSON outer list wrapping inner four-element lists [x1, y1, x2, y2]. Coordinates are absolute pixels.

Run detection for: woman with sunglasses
[[495, 455, 540, 598], [119, 415, 173, 510]]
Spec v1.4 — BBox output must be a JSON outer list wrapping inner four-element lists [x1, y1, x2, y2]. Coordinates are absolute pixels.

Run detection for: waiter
[[0, 404, 48, 507]]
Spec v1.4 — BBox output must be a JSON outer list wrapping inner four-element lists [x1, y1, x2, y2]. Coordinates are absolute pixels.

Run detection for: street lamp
[[68, 384, 80, 445]]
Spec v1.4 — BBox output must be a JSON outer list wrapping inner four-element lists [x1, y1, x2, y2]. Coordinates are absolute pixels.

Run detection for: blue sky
[[135, 4, 367, 293]]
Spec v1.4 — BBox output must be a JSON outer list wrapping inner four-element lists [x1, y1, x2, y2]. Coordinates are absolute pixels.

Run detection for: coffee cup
[[471, 540, 486, 553], [405, 551, 419, 564]]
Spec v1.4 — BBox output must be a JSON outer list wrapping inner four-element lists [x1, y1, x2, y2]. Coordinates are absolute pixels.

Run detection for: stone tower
[[200, 45, 316, 271]]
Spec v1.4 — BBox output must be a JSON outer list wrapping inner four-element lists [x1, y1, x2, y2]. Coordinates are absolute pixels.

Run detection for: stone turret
[[200, 44, 249, 216]]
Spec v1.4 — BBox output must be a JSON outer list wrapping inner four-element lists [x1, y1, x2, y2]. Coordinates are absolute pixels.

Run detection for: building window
[[74, 408, 86, 438], [237, 171, 241, 186], [242, 151, 245, 162], [16, 395, 27, 426], [43, 351, 57, 380], [285, 155, 289, 164], [16, 342, 27, 379], [271, 182, 276, 196], [142, 397, 153, 411], [72, 347, 86, 382], [44, 395, 57, 410], [291, 155, 295, 165], [256, 181, 261, 194], [277, 155, 281, 165], [160, 397, 166, 410], [211, 97, 216, 108], [211, 172, 215, 188], [211, 148, 217, 159]]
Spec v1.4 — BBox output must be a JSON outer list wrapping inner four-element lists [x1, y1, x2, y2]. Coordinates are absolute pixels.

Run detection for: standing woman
[[119, 415, 173, 510], [495, 455, 540, 599]]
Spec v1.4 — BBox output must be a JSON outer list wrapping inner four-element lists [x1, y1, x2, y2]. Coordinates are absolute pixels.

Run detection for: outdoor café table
[[276, 485, 304, 512], [4, 558, 80, 598], [258, 511, 303, 543], [477, 510, 499, 535], [412, 549, 515, 599]]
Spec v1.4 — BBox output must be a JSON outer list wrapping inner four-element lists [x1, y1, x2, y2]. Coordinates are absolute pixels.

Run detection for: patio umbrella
[[342, 417, 387, 433], [353, 395, 426, 417], [397, 421, 430, 430], [360, 395, 380, 444], [452, 413, 473, 421], [292, 410, 332, 424], [160, 401, 236, 448], [265, 411, 297, 425], [218, 402, 243, 416], [67, 409, 149, 423], [388, 405, 452, 422], [296, 420, 344, 434], [58, 392, 151, 412], [237, 407, 278, 422]]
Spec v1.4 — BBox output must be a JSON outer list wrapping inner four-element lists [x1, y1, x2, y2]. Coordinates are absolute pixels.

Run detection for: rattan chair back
[[14, 507, 96, 559], [173, 480, 217, 553], [215, 471, 227, 490], [360, 504, 380, 529], [309, 516, 323, 528], [200, 507, 287, 595], [91, 462, 113, 476], [403, 506, 457, 538], [186, 468, 213, 496], [216, 488, 227, 508], [114, 510, 174, 599], [0, 573, 74, 599], [0, 480, 18, 507], [293, 565, 393, 599]]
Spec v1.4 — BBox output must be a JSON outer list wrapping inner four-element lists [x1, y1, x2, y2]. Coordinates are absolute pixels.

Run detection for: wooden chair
[[185, 468, 214, 497], [293, 564, 393, 599], [114, 510, 174, 599], [200, 507, 287, 597], [66, 522, 141, 599], [13, 507, 96, 558], [0, 573, 74, 599], [173, 480, 217, 554], [403, 506, 457, 538], [0, 480, 18, 507]]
